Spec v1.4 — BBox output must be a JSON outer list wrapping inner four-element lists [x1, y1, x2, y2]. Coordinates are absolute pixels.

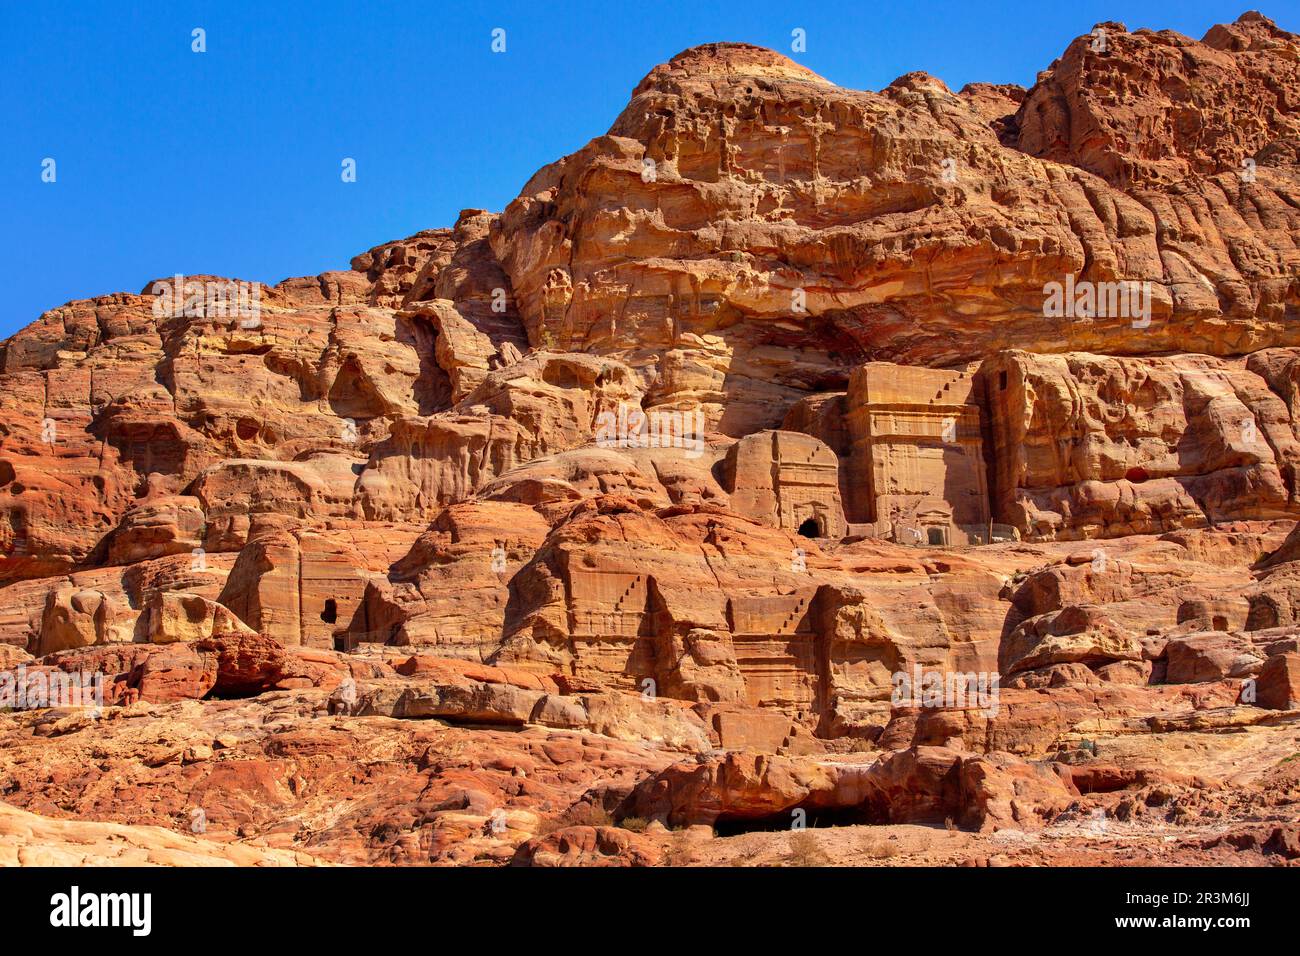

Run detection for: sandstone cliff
[[2, 12, 1300, 867]]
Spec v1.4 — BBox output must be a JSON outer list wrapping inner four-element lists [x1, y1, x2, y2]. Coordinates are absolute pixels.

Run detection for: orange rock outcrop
[[2, 12, 1300, 867]]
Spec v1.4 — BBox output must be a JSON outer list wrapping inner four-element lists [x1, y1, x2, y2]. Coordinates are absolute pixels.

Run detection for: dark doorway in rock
[[322, 599, 338, 624], [797, 518, 820, 539], [927, 527, 946, 546]]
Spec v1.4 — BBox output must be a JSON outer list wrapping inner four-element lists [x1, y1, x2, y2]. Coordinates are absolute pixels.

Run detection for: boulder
[[140, 592, 256, 645], [1164, 634, 1264, 684], [1256, 652, 1300, 710]]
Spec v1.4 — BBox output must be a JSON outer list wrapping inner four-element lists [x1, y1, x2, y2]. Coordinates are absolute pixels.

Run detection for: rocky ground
[[2, 642, 1299, 866], [2, 12, 1299, 865]]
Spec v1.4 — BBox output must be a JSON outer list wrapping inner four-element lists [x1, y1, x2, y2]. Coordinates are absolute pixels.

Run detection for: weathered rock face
[[2, 12, 1300, 867], [1014, 14, 1300, 189], [982, 350, 1300, 539], [0, 801, 328, 866], [619, 746, 1075, 830], [490, 19, 1298, 411], [140, 591, 257, 645], [1257, 651, 1300, 708]]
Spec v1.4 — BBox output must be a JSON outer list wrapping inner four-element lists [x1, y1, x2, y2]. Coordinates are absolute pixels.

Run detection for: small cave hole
[[321, 599, 338, 624], [797, 518, 821, 539]]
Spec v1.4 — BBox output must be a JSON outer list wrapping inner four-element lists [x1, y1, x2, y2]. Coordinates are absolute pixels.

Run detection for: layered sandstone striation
[[2, 11, 1300, 866]]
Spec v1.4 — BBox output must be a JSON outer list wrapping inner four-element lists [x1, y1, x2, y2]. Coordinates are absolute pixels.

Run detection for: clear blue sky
[[1, 1, 1290, 340]]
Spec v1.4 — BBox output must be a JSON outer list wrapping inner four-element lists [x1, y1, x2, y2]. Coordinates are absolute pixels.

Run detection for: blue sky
[[1, 0, 1290, 340]]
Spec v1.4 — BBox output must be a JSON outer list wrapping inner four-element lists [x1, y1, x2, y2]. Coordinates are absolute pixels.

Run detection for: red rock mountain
[[2, 13, 1300, 867]]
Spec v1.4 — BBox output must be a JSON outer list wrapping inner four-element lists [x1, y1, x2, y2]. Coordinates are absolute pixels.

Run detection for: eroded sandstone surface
[[2, 12, 1300, 866]]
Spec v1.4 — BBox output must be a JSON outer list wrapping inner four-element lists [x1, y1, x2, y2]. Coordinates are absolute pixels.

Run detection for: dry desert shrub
[[727, 847, 762, 867], [532, 802, 613, 837], [786, 829, 829, 866], [663, 829, 695, 866], [564, 803, 612, 827], [860, 834, 900, 859], [531, 815, 566, 838]]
